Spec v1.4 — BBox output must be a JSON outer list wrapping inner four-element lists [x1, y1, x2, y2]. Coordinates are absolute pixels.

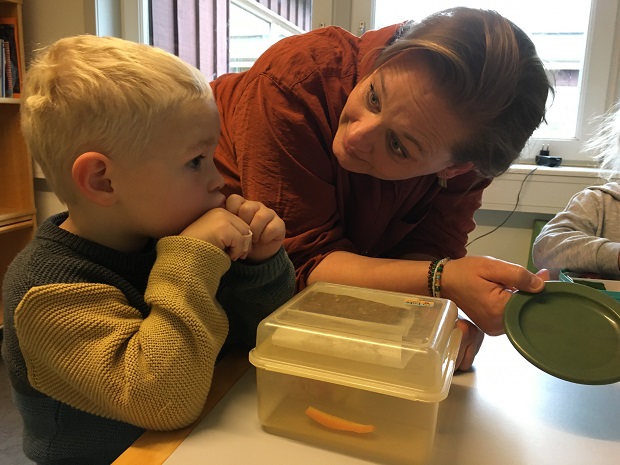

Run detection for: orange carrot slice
[[305, 406, 375, 434]]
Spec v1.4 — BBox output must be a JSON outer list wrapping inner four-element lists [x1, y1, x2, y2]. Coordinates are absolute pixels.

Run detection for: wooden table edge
[[111, 347, 252, 465]]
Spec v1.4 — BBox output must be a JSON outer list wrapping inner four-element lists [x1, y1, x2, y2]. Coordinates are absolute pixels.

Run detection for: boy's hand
[[179, 208, 254, 261], [225, 194, 286, 262]]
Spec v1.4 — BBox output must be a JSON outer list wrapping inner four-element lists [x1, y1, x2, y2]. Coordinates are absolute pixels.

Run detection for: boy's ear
[[441, 161, 475, 179], [71, 152, 116, 206]]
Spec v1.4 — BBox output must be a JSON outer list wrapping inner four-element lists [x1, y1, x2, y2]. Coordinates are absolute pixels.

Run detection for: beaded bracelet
[[431, 257, 451, 298], [427, 258, 442, 296]]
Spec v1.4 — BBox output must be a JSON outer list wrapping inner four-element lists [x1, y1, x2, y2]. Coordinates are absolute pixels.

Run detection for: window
[[229, 0, 304, 72], [349, 0, 620, 165], [124, 0, 618, 165], [143, 0, 308, 79]]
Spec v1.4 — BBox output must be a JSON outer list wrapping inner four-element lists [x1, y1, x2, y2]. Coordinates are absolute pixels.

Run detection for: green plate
[[504, 281, 620, 385]]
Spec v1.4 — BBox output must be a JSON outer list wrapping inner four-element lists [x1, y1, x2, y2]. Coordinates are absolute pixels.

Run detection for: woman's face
[[332, 55, 473, 181]]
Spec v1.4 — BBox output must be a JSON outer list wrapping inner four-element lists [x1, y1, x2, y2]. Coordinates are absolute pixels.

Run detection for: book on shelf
[[2, 37, 12, 98], [0, 16, 21, 97], [1, 38, 5, 98], [4, 37, 11, 96]]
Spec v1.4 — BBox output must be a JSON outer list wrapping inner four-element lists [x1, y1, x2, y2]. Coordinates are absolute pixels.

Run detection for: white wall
[[23, 1, 92, 223], [22, 0, 94, 60], [23, 0, 121, 224], [468, 211, 555, 268]]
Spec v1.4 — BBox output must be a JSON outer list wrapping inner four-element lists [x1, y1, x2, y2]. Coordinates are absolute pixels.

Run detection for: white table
[[159, 336, 620, 465]]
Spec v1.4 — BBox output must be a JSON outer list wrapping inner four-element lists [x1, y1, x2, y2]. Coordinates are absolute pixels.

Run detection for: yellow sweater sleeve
[[15, 236, 230, 430]]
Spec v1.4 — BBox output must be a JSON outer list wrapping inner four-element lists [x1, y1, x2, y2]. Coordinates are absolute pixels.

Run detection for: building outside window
[[229, 0, 304, 73]]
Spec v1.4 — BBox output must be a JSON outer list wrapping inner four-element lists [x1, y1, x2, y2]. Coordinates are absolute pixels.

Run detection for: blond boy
[[2, 35, 295, 465]]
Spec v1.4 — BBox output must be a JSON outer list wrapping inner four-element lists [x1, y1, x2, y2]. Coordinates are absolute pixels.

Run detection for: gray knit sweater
[[532, 182, 620, 277]]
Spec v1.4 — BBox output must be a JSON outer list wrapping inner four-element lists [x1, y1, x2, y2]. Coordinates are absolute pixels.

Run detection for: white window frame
[[342, 0, 620, 167], [81, 0, 149, 43], [231, 0, 305, 35], [120, 0, 150, 44], [229, 0, 305, 72]]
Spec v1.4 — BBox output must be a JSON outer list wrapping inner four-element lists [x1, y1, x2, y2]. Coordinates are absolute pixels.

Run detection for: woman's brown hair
[[373, 7, 554, 178]]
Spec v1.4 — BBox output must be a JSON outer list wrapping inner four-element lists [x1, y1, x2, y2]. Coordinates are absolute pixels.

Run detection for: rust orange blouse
[[211, 24, 490, 290]]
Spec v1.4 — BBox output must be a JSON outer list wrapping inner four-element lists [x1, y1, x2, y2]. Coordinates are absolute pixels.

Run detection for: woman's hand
[[455, 318, 484, 371], [441, 256, 549, 335]]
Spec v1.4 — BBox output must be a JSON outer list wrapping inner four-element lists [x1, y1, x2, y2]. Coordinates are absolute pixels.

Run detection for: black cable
[[466, 167, 538, 248]]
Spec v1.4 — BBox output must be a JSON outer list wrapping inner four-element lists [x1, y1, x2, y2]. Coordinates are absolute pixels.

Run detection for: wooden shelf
[[0, 211, 35, 232], [0, 206, 36, 219], [0, 97, 20, 104], [0, 0, 34, 329]]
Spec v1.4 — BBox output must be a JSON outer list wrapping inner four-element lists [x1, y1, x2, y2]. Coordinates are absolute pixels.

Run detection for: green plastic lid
[[504, 281, 620, 385]]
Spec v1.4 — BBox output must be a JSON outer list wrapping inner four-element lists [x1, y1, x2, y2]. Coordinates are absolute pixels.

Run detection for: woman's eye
[[187, 155, 205, 170], [390, 135, 406, 158], [368, 83, 380, 109]]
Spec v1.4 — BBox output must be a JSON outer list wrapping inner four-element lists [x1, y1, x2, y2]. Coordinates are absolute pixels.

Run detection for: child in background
[[532, 102, 620, 279], [1, 35, 295, 465]]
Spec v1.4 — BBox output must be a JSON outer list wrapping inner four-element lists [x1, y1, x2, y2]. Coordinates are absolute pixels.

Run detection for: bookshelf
[[0, 0, 35, 330]]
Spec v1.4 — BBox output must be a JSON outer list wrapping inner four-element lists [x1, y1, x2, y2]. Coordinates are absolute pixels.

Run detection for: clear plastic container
[[249, 282, 462, 465]]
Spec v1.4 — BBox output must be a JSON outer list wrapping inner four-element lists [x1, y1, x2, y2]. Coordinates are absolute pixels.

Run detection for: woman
[[211, 7, 552, 369]]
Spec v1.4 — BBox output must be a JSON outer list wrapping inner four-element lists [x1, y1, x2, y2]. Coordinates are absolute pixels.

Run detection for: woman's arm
[[309, 251, 547, 336], [308, 251, 431, 294]]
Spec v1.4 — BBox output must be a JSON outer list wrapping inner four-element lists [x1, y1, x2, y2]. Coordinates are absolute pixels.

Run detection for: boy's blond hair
[[20, 35, 213, 203]]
